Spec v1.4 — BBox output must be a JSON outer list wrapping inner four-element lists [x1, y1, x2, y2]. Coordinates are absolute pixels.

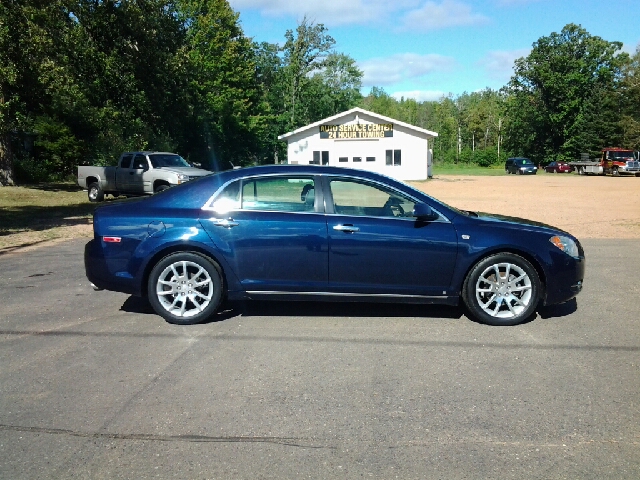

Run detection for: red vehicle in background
[[544, 161, 573, 173], [569, 148, 640, 176]]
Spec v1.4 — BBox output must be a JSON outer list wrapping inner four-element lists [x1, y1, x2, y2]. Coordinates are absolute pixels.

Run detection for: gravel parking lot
[[411, 173, 640, 239]]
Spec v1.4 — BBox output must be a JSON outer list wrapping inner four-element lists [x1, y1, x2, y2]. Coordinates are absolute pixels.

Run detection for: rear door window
[[242, 177, 316, 212], [209, 176, 317, 214]]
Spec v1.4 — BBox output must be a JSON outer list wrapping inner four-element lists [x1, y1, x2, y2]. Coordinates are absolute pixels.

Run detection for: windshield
[[609, 151, 634, 159], [149, 154, 191, 168], [517, 158, 534, 165]]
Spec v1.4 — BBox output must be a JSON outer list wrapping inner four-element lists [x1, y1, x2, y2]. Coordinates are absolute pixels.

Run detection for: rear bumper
[[84, 239, 139, 296]]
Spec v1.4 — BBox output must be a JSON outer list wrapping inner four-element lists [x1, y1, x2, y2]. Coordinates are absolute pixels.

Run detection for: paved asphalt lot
[[1, 239, 639, 479]]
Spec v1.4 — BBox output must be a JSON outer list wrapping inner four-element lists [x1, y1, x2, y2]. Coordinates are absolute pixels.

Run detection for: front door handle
[[333, 224, 359, 233], [213, 218, 239, 228]]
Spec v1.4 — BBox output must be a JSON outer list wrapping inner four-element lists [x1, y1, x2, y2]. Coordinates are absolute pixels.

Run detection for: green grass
[[0, 183, 97, 251], [432, 163, 506, 176]]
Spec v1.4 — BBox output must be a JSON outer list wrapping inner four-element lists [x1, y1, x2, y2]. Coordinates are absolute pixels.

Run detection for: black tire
[[155, 184, 170, 193], [88, 182, 104, 202], [462, 253, 541, 326], [147, 252, 223, 325], [612, 167, 619, 177]]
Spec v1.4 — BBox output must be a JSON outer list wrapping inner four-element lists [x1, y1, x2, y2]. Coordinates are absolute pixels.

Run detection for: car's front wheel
[[462, 253, 541, 326], [148, 252, 223, 325]]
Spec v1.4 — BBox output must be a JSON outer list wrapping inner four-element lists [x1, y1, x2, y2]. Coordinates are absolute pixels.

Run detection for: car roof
[[219, 164, 400, 182]]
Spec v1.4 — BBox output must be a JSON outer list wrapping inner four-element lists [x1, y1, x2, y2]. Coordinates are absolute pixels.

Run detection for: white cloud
[[476, 48, 529, 81], [230, 0, 489, 30], [229, 0, 391, 26], [400, 0, 490, 31], [391, 90, 449, 102], [494, 0, 541, 6], [359, 53, 456, 87], [621, 41, 640, 55]]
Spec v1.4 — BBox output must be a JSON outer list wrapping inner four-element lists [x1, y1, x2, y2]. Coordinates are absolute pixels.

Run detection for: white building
[[278, 107, 438, 181]]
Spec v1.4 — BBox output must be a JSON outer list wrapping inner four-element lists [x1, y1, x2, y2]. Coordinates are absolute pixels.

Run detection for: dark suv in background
[[505, 157, 538, 175]]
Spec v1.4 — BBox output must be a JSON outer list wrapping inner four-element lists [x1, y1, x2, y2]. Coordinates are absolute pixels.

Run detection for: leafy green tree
[[281, 17, 335, 130], [178, 0, 266, 167], [620, 45, 640, 149], [506, 23, 628, 163]]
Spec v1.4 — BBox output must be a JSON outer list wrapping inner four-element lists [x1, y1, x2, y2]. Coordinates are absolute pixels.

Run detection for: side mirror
[[413, 203, 438, 221]]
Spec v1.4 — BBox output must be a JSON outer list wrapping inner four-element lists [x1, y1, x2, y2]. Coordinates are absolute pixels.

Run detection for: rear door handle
[[213, 218, 239, 228], [333, 224, 359, 233]]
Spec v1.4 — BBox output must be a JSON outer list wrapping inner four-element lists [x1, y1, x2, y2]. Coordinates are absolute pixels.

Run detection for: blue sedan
[[85, 165, 584, 326]]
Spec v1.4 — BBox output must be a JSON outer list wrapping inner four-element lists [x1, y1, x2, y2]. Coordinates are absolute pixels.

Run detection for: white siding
[[283, 111, 434, 181]]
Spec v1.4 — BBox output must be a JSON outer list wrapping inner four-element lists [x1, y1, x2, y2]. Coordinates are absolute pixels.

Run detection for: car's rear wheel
[[88, 182, 104, 202], [148, 252, 223, 325], [462, 253, 540, 326]]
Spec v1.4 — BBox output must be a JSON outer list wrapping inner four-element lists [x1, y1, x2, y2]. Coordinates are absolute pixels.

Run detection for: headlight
[[177, 174, 189, 183], [550, 235, 579, 258]]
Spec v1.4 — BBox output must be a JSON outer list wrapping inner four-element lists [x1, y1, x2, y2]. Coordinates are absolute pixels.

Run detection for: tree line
[[1, 1, 639, 185]]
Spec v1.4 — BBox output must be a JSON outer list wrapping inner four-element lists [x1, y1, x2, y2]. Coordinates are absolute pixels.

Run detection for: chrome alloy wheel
[[475, 262, 533, 319], [155, 260, 214, 318]]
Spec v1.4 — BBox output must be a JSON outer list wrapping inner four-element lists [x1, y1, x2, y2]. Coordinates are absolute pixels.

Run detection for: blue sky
[[228, 0, 640, 101]]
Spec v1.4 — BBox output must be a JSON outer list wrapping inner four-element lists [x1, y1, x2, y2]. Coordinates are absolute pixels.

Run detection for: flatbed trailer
[[569, 148, 640, 176]]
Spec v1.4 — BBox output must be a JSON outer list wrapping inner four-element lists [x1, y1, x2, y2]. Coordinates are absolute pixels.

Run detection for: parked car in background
[[544, 161, 573, 173], [85, 165, 585, 327], [78, 151, 213, 202], [505, 157, 538, 175]]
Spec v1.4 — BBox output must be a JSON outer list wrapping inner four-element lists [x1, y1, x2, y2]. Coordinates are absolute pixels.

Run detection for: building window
[[366, 156, 375, 162], [386, 150, 401, 166], [339, 157, 348, 163], [353, 157, 362, 162], [312, 151, 329, 165]]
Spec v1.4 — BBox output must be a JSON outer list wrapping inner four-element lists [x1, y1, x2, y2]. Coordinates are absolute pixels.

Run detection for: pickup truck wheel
[[155, 184, 170, 193], [88, 182, 104, 202], [148, 252, 223, 325], [612, 167, 620, 176], [462, 253, 540, 326]]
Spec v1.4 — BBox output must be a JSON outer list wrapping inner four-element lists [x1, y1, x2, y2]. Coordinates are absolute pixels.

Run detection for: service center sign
[[320, 123, 393, 139]]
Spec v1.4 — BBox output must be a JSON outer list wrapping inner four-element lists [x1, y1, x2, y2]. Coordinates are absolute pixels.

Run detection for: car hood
[[471, 211, 571, 235], [159, 167, 212, 177]]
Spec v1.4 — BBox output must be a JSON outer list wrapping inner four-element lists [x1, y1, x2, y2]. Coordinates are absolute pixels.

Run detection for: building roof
[[277, 107, 438, 141]]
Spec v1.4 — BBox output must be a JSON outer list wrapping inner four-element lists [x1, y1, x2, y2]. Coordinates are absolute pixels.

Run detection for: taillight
[[103, 236, 121, 243]]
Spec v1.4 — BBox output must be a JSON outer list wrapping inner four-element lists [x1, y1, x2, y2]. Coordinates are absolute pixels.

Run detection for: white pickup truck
[[77, 151, 213, 202]]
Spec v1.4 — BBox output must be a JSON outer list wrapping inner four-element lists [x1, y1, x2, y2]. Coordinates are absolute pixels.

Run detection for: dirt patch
[[411, 173, 640, 239]]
